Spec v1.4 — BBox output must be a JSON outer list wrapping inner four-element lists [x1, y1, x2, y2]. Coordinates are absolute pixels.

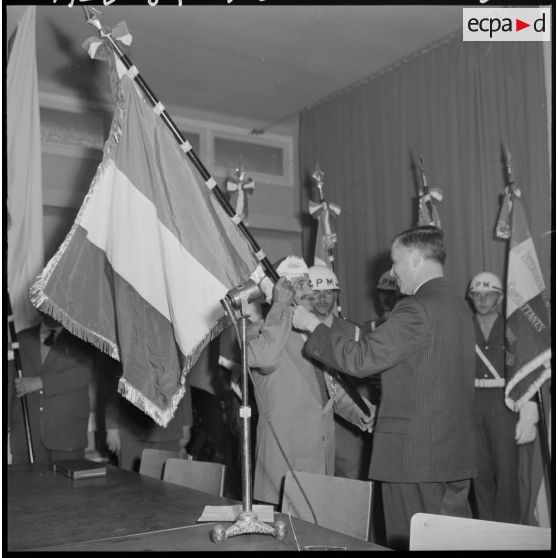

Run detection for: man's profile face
[[390, 241, 415, 296], [311, 289, 337, 318], [291, 274, 315, 311]]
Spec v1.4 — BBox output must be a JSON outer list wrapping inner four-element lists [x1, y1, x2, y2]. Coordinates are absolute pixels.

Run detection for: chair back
[[163, 458, 226, 497], [138, 448, 180, 479], [409, 513, 551, 550], [281, 470, 373, 541]]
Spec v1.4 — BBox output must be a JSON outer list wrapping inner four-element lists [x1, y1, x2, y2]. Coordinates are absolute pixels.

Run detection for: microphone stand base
[[210, 511, 286, 543]]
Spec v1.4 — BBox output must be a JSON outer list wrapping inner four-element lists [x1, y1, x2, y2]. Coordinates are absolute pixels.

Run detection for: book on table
[[51, 459, 107, 479]]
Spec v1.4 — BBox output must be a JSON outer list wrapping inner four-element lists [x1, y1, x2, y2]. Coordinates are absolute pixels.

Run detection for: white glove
[[516, 400, 538, 445], [106, 428, 121, 454], [292, 305, 321, 332]]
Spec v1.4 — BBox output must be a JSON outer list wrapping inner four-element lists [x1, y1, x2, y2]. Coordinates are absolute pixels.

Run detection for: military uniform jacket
[[474, 313, 505, 385], [305, 277, 477, 483], [10, 325, 93, 455]]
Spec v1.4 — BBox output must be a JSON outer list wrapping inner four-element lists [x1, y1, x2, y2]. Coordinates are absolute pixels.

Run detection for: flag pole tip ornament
[[417, 155, 442, 228], [226, 165, 255, 224]]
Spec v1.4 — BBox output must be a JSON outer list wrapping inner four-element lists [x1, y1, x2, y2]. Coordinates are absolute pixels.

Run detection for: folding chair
[[138, 448, 181, 479], [409, 512, 551, 550], [163, 458, 226, 497], [281, 470, 373, 541]]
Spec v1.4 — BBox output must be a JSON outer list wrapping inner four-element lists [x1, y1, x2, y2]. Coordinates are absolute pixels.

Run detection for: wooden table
[[7, 462, 389, 551]]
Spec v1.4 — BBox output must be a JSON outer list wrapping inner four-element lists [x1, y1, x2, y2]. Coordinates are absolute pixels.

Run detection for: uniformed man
[[468, 271, 537, 523]]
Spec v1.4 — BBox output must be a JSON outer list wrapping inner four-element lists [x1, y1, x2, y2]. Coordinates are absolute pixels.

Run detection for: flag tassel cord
[[83, 9, 279, 285], [7, 294, 35, 463]]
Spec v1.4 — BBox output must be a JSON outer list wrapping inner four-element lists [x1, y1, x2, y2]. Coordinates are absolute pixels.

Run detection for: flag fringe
[[29, 80, 129, 359], [505, 350, 552, 412], [117, 315, 229, 427]]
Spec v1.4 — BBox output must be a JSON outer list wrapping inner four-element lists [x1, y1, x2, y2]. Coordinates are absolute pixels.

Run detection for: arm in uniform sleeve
[[246, 301, 293, 374]]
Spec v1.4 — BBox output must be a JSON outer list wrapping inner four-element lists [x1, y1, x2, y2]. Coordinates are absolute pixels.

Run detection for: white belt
[[475, 378, 505, 388]]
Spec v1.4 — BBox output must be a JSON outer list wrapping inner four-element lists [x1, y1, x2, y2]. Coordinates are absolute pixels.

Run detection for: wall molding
[[39, 90, 294, 186]]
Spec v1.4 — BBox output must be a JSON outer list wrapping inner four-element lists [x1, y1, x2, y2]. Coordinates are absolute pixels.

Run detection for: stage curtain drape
[[299, 34, 551, 325]]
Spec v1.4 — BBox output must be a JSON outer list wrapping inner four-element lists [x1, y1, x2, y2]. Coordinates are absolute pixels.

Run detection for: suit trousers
[[472, 388, 519, 523], [382, 479, 472, 550]]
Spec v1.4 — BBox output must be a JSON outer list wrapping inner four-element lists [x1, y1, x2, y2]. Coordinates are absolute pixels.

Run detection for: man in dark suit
[[293, 226, 477, 550], [10, 312, 95, 464]]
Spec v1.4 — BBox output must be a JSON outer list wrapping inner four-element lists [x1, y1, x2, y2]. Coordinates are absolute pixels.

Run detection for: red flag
[[503, 195, 551, 527], [31, 53, 259, 427]]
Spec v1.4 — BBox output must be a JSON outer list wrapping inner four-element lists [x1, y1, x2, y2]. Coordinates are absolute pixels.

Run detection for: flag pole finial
[[82, 6, 103, 31]]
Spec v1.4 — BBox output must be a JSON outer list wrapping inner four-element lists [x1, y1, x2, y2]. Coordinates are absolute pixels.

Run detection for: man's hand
[[106, 428, 121, 454], [178, 425, 192, 457], [354, 398, 376, 433], [292, 305, 321, 333], [259, 276, 274, 304], [14, 376, 43, 398], [516, 400, 538, 444], [272, 276, 295, 306]]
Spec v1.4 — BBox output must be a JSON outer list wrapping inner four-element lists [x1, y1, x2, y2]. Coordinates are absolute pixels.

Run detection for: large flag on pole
[[503, 196, 551, 411], [31, 53, 260, 427], [499, 188, 551, 527], [7, 6, 43, 333]]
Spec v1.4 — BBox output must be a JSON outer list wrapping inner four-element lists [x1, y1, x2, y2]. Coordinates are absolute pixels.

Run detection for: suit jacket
[[304, 277, 477, 483], [10, 325, 93, 455]]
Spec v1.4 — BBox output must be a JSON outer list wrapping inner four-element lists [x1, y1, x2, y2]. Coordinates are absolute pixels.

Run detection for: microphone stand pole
[[211, 296, 286, 543]]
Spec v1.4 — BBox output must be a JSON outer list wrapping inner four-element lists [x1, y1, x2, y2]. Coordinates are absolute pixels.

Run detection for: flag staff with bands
[[7, 295, 35, 463], [82, 7, 277, 284]]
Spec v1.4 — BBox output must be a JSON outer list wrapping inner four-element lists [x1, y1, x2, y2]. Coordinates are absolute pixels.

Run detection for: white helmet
[[469, 272, 503, 294], [308, 265, 340, 291], [377, 271, 398, 291], [275, 255, 309, 281]]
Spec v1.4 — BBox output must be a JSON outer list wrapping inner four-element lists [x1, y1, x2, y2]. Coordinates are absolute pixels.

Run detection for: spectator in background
[[307, 264, 372, 481], [104, 354, 192, 472], [10, 311, 95, 464], [293, 226, 477, 550], [187, 339, 242, 499]]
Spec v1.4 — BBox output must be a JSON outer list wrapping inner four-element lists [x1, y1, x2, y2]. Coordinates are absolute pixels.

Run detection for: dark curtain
[[299, 34, 551, 325]]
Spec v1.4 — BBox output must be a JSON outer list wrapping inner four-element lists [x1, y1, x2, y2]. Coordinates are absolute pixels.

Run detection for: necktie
[[44, 330, 56, 346]]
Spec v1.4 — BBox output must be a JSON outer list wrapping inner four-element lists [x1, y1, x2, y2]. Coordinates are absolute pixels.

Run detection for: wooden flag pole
[[7, 295, 35, 463]]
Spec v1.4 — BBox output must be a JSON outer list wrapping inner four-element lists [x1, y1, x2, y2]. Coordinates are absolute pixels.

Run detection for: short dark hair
[[393, 226, 446, 265]]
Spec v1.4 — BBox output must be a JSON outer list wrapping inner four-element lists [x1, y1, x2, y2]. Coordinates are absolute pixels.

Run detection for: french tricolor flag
[[31, 68, 259, 427]]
